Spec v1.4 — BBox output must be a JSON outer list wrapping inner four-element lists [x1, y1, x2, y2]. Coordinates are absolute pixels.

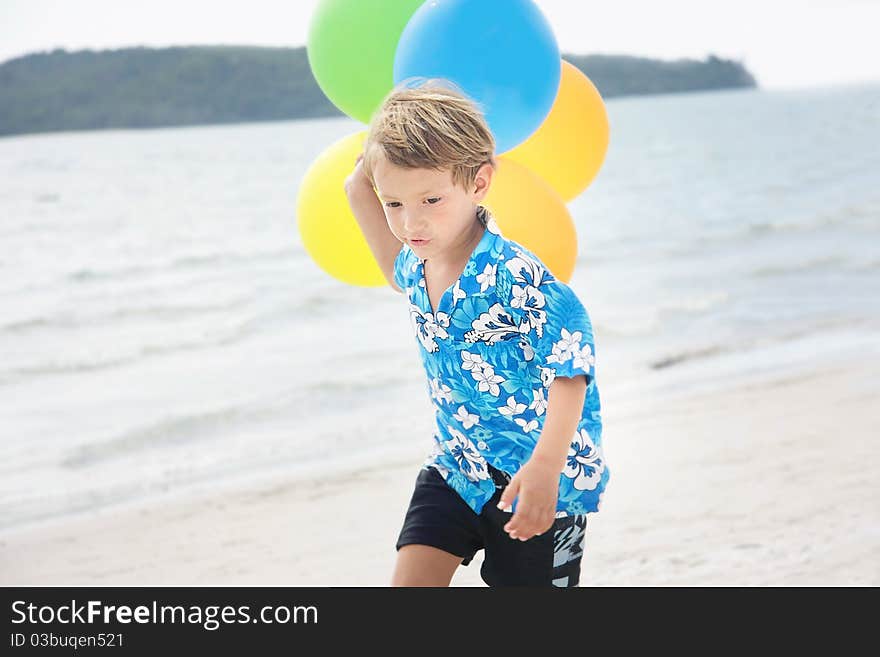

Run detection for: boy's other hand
[[344, 152, 373, 195], [496, 458, 560, 541]]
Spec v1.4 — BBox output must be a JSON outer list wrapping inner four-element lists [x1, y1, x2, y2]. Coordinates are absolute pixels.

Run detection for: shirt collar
[[467, 215, 505, 275]]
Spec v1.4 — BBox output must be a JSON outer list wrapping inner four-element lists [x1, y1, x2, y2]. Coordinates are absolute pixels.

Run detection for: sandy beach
[[2, 350, 877, 587]]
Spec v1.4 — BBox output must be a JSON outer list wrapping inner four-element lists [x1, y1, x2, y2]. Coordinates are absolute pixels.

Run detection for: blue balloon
[[393, 0, 561, 154]]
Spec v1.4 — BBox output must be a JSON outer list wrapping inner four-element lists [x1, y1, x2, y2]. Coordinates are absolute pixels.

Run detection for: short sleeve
[[529, 281, 596, 385], [393, 244, 410, 291]]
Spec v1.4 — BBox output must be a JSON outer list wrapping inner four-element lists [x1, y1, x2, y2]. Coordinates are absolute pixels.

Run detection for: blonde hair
[[362, 79, 497, 226]]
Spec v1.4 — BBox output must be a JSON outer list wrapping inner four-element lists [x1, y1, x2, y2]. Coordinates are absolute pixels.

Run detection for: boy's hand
[[496, 457, 560, 541], [344, 152, 372, 194]]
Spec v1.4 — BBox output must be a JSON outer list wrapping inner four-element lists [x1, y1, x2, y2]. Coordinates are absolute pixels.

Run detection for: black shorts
[[395, 464, 588, 587]]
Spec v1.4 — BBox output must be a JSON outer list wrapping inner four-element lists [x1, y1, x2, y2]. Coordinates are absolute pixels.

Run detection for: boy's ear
[[472, 162, 494, 202]]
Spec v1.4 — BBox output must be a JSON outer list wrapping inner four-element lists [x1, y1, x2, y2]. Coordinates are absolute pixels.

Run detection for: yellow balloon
[[296, 131, 387, 286], [503, 60, 609, 202], [484, 157, 578, 283]]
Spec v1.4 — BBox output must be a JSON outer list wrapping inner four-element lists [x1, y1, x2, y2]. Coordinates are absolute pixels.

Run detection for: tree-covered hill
[[0, 46, 756, 137]]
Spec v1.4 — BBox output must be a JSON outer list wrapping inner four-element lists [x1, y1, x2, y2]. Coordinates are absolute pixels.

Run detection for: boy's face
[[372, 155, 493, 261]]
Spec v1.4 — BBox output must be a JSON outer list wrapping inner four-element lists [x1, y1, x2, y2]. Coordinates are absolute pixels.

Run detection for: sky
[[1, 0, 878, 89]]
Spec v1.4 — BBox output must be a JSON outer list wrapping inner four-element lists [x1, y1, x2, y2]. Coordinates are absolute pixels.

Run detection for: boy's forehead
[[373, 159, 452, 197]]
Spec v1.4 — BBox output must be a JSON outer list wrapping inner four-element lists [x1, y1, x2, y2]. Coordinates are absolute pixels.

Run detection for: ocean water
[[1, 82, 878, 531]]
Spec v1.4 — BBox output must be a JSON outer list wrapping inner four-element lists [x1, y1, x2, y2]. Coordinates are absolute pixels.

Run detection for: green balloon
[[307, 0, 426, 124]]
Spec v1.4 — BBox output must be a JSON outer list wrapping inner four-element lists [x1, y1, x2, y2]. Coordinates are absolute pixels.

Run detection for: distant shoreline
[[0, 46, 757, 138]]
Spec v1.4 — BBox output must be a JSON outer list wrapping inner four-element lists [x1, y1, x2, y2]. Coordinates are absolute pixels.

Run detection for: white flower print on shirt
[[472, 365, 504, 396], [422, 435, 451, 478], [505, 250, 551, 337], [518, 336, 535, 361], [540, 366, 556, 388], [429, 377, 453, 404], [515, 417, 539, 433], [409, 304, 450, 353], [498, 395, 526, 418], [573, 343, 596, 371], [476, 263, 497, 292], [424, 311, 451, 340], [464, 303, 521, 344], [444, 426, 491, 482], [451, 279, 466, 304], [544, 329, 595, 375], [460, 350, 484, 372], [510, 283, 547, 337], [452, 405, 480, 429], [547, 328, 582, 364], [564, 428, 605, 491], [510, 280, 547, 308], [529, 387, 548, 416], [505, 251, 548, 288], [510, 282, 529, 308]]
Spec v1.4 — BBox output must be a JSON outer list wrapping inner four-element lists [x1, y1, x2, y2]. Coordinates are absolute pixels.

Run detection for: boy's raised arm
[[344, 156, 404, 293]]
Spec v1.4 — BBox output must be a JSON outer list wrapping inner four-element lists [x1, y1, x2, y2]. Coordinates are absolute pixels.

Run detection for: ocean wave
[[0, 299, 250, 335], [659, 290, 730, 314], [0, 316, 69, 333], [59, 404, 265, 468], [66, 246, 299, 284], [0, 353, 141, 384], [671, 203, 879, 255], [648, 317, 872, 371], [305, 374, 412, 396], [0, 324, 258, 386], [168, 247, 299, 269], [851, 259, 880, 272], [595, 291, 729, 338], [68, 265, 151, 282], [750, 255, 847, 277], [745, 214, 837, 236], [57, 375, 409, 469], [592, 319, 659, 338], [297, 293, 339, 314], [650, 345, 728, 370]]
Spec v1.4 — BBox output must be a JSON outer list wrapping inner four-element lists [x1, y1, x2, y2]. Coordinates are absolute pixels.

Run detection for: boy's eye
[[384, 198, 439, 208]]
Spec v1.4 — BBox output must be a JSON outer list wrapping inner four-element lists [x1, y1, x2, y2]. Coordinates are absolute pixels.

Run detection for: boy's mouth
[[410, 239, 431, 246]]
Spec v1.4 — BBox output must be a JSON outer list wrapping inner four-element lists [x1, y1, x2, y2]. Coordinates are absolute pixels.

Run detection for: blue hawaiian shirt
[[393, 211, 610, 518]]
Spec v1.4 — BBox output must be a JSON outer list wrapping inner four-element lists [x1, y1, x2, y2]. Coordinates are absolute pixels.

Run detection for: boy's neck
[[424, 211, 485, 271]]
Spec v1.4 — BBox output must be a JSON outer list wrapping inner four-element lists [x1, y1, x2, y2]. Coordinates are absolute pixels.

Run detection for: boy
[[344, 81, 609, 587]]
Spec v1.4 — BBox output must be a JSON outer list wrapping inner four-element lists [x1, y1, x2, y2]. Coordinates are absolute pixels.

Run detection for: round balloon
[[393, 0, 560, 154], [504, 60, 610, 201], [296, 131, 387, 286], [307, 0, 425, 123], [483, 157, 578, 282]]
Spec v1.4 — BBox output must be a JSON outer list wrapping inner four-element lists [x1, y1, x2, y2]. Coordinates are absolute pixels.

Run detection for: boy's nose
[[402, 214, 427, 235]]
